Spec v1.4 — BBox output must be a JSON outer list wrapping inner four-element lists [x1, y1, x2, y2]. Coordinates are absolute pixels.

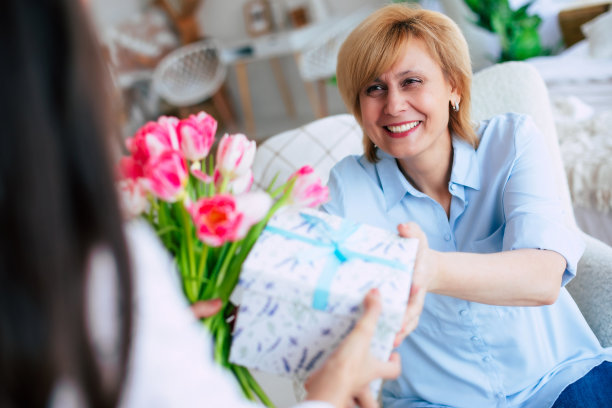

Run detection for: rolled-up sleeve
[[501, 116, 585, 285]]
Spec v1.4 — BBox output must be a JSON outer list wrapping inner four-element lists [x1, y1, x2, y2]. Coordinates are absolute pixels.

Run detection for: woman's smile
[[384, 120, 422, 138]]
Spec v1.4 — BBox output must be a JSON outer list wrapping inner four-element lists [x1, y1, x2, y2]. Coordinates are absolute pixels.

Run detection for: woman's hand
[[393, 222, 439, 347], [190, 298, 222, 319], [305, 289, 402, 408]]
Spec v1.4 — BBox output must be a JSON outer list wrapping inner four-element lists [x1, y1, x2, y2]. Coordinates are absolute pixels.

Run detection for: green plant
[[464, 0, 548, 61]]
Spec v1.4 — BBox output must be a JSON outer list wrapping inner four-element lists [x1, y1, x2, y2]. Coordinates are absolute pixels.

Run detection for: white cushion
[[581, 10, 612, 59], [252, 114, 362, 190]]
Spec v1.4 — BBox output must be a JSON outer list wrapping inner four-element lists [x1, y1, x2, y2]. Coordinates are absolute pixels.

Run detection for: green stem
[[265, 172, 280, 194], [231, 365, 256, 400], [207, 156, 215, 197], [213, 240, 239, 291], [219, 177, 229, 194], [156, 225, 179, 238], [158, 202, 169, 248], [240, 366, 276, 407], [180, 237, 196, 302], [196, 245, 209, 299], [202, 243, 231, 300], [180, 203, 197, 299], [270, 176, 296, 199], [214, 316, 228, 363]]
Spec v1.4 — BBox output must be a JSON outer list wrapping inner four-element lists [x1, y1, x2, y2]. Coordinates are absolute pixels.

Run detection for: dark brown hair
[[0, 0, 132, 406]]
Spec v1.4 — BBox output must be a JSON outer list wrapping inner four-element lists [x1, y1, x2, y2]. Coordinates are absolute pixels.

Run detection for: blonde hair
[[336, 4, 477, 162]]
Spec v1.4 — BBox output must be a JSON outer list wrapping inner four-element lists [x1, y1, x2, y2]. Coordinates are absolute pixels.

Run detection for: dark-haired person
[[325, 4, 612, 407], [0, 1, 400, 407]]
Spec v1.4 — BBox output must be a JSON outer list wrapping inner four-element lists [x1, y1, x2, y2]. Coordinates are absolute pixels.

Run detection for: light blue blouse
[[321, 113, 612, 407]]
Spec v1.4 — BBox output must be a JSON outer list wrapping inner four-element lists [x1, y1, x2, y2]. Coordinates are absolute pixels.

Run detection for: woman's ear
[[448, 82, 461, 112], [450, 83, 460, 105]]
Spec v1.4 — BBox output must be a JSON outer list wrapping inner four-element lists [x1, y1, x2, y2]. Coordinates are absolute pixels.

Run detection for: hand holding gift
[[305, 289, 402, 408], [394, 222, 438, 347]]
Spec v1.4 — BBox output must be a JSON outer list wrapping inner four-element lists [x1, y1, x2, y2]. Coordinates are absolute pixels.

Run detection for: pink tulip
[[118, 156, 144, 180], [191, 168, 214, 184], [126, 116, 180, 164], [142, 150, 188, 202], [234, 191, 272, 235], [213, 168, 253, 194], [189, 192, 271, 247], [189, 195, 242, 247], [117, 178, 149, 218], [177, 112, 217, 161], [215, 133, 256, 179], [156, 116, 181, 150], [287, 166, 329, 208]]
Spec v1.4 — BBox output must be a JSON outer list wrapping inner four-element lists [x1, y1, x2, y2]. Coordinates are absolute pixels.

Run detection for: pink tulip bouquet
[[117, 111, 329, 405]]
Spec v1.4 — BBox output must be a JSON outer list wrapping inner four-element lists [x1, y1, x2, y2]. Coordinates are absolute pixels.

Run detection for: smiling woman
[[336, 4, 476, 164], [358, 39, 457, 193], [324, 3, 612, 407]]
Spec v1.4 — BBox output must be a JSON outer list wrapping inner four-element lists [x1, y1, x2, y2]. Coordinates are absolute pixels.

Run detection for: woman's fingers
[[397, 222, 427, 244], [353, 289, 382, 336], [353, 356, 400, 407], [190, 298, 222, 319], [376, 352, 402, 379], [394, 222, 433, 346], [354, 388, 378, 408], [394, 284, 424, 346]]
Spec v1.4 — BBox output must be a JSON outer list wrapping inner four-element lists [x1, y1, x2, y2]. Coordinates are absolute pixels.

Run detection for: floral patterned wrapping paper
[[229, 208, 417, 391]]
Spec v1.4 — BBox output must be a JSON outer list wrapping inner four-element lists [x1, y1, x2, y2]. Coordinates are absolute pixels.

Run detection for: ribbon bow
[[264, 212, 406, 311]]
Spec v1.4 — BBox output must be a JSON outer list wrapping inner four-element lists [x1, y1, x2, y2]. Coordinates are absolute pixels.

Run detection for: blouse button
[[483, 356, 491, 363], [471, 336, 480, 342], [444, 233, 451, 241], [459, 309, 468, 317]]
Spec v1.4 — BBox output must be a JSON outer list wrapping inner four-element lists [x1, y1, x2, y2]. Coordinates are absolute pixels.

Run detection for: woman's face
[[359, 38, 458, 162]]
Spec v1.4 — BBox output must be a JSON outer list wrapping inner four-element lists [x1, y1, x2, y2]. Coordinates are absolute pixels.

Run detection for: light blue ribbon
[[264, 212, 406, 311]]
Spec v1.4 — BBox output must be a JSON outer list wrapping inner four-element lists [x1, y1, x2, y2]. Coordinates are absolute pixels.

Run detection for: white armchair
[[252, 61, 612, 349]]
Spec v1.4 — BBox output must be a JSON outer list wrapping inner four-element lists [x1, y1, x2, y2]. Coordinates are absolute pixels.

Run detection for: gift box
[[229, 208, 417, 389]]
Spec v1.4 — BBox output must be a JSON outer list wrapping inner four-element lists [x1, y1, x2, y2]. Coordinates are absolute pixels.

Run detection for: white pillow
[[581, 9, 612, 59]]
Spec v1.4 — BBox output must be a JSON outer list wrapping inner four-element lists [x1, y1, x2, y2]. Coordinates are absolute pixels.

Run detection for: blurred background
[[90, 0, 612, 141]]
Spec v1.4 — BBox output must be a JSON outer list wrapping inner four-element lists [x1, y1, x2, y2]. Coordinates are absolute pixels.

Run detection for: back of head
[[0, 0, 132, 406], [336, 4, 476, 161]]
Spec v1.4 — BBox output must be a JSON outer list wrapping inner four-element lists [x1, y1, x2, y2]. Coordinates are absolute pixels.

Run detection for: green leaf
[[463, 0, 546, 62], [507, 27, 541, 60], [155, 225, 179, 237], [265, 172, 281, 194]]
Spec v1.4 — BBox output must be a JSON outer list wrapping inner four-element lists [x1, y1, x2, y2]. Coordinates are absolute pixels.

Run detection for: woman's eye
[[402, 78, 422, 87], [365, 84, 385, 96]]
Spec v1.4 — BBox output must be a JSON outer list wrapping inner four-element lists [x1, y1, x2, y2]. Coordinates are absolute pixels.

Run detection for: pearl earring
[[453, 101, 460, 112]]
